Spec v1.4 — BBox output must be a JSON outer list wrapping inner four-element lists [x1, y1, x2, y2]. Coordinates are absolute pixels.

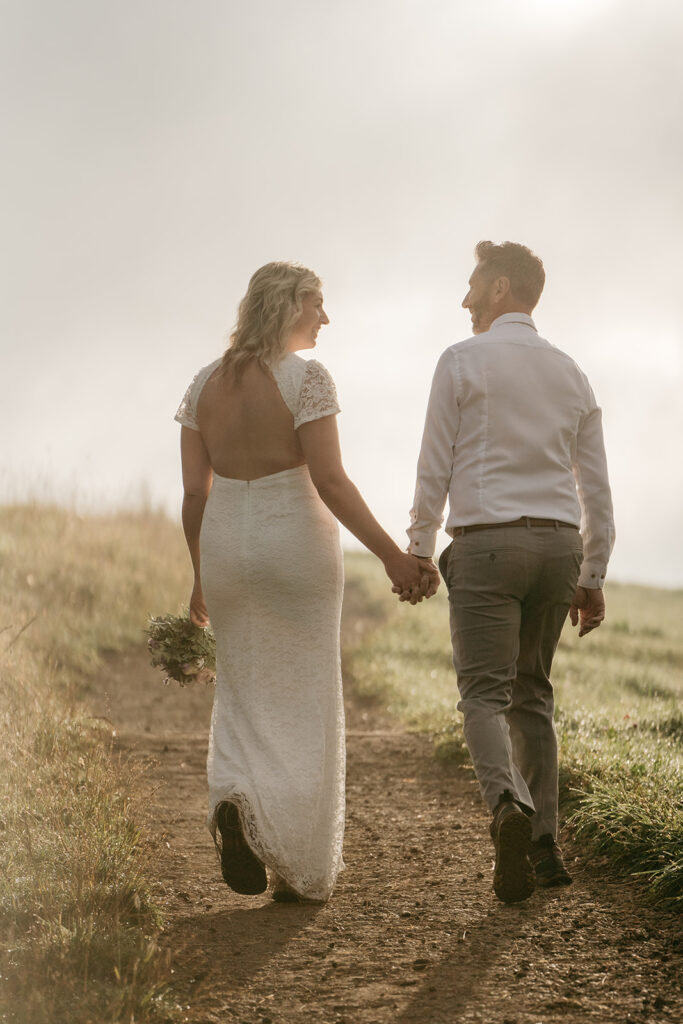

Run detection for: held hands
[[569, 585, 605, 637], [190, 579, 210, 628], [384, 551, 440, 605], [396, 558, 440, 603]]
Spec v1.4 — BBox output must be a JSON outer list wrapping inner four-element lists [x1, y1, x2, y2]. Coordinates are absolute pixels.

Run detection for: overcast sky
[[2, 0, 682, 587]]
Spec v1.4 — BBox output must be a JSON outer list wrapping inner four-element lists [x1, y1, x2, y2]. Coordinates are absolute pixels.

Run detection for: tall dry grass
[[0, 504, 189, 1024]]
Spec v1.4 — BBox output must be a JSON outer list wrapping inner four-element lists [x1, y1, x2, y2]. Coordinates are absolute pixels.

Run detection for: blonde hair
[[221, 262, 322, 378]]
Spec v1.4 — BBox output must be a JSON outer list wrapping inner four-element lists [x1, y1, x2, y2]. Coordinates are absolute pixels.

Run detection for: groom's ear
[[492, 275, 511, 302]]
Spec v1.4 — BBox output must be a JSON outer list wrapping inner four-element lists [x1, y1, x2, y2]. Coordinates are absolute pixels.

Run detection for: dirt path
[[89, 594, 681, 1024]]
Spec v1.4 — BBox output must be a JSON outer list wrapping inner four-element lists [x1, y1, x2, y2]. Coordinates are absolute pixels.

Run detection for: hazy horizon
[[2, 0, 682, 587]]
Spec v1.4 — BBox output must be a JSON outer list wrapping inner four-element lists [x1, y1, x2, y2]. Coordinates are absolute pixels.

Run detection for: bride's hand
[[190, 580, 210, 628], [383, 551, 425, 603]]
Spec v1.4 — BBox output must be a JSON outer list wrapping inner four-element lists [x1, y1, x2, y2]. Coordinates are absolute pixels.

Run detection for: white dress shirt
[[407, 313, 615, 588]]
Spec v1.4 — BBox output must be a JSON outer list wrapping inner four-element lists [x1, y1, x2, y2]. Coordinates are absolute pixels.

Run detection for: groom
[[405, 241, 615, 903]]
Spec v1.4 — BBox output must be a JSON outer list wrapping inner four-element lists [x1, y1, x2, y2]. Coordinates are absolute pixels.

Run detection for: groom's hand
[[569, 585, 605, 637], [392, 557, 440, 603]]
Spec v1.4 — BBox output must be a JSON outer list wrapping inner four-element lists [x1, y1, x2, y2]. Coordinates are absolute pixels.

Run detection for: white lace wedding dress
[[175, 354, 345, 901]]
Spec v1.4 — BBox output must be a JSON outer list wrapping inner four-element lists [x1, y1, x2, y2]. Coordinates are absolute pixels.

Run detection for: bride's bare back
[[197, 362, 305, 480]]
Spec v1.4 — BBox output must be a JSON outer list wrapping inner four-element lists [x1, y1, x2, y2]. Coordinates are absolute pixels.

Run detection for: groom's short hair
[[475, 241, 546, 309]]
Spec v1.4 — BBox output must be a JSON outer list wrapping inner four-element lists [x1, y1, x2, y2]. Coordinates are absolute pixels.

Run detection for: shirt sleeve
[[406, 351, 460, 557], [294, 360, 341, 429], [573, 388, 615, 588]]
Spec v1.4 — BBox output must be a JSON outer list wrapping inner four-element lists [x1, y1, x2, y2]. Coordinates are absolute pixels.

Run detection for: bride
[[175, 262, 438, 902]]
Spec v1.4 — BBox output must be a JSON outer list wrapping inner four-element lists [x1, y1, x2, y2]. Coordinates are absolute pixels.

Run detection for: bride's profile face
[[287, 292, 330, 352]]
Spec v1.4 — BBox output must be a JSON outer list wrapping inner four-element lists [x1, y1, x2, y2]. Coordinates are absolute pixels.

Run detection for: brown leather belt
[[454, 517, 579, 535]]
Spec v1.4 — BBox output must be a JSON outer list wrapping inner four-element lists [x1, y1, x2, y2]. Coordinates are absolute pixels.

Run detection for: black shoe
[[272, 886, 301, 903], [489, 793, 535, 904], [215, 802, 267, 895], [529, 834, 573, 887]]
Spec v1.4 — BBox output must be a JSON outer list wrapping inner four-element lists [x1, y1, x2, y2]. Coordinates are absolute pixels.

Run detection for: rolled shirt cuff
[[578, 560, 606, 589]]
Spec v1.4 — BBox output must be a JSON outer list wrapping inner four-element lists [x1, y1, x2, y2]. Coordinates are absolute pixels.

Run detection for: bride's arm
[[180, 426, 213, 626], [298, 415, 438, 600]]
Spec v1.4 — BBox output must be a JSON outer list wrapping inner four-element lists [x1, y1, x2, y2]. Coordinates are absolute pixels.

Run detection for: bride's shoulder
[[275, 355, 337, 396], [271, 352, 308, 386], [174, 358, 222, 429], [279, 352, 334, 377], [180, 357, 222, 393], [302, 356, 334, 378], [194, 358, 223, 386], [277, 351, 306, 371]]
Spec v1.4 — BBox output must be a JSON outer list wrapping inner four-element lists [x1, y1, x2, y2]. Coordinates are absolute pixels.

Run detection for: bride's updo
[[221, 261, 322, 378]]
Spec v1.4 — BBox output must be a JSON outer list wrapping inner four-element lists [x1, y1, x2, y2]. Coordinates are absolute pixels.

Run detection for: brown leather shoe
[[489, 794, 535, 904], [215, 802, 267, 895], [529, 834, 573, 887]]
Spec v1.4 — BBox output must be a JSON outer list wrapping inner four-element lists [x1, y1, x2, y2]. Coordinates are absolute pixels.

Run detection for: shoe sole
[[216, 803, 267, 895], [493, 810, 535, 904]]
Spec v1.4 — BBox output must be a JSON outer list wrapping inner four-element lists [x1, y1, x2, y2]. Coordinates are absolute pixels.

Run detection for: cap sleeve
[[174, 373, 201, 430], [174, 359, 222, 431], [294, 359, 340, 429]]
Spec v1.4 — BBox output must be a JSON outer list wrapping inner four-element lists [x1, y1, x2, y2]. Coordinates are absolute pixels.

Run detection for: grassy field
[[343, 552, 683, 909], [0, 505, 189, 1024], [1, 508, 680, 1024]]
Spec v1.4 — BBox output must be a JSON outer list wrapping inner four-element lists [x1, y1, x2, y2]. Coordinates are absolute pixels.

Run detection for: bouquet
[[145, 613, 216, 686]]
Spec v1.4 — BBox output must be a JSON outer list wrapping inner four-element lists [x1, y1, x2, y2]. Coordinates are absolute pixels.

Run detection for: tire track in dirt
[[89, 586, 682, 1024]]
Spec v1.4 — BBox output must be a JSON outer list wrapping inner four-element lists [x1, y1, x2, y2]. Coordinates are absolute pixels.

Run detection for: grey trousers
[[440, 524, 583, 840]]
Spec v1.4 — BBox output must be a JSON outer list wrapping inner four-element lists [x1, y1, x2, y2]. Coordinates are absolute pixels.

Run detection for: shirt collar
[[489, 312, 537, 332]]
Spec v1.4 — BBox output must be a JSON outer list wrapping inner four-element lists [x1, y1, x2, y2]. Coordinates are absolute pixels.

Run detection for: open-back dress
[[175, 353, 345, 901]]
